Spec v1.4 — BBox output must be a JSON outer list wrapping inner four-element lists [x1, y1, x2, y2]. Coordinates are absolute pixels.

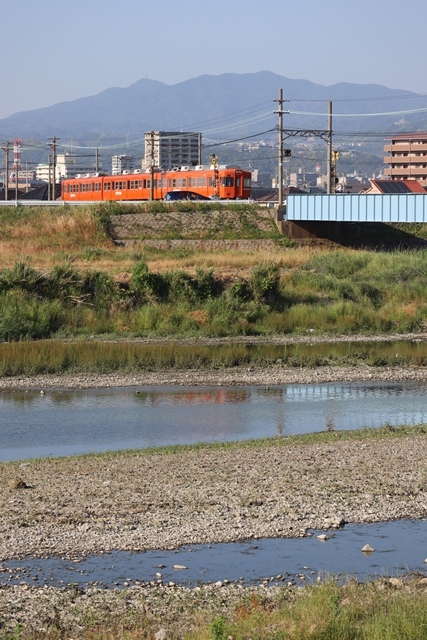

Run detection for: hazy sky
[[3, 0, 427, 120]]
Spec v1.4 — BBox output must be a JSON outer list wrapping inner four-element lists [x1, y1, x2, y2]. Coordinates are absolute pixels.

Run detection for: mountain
[[1, 71, 427, 144]]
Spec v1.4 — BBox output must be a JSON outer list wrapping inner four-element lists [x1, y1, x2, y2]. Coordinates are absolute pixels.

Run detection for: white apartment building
[[143, 131, 201, 171], [36, 153, 101, 183], [112, 154, 134, 175]]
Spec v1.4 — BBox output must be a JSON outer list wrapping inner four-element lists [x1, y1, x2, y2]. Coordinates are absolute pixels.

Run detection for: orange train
[[61, 165, 252, 202]]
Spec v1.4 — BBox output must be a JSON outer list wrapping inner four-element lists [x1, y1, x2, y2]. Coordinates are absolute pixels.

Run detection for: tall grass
[[3, 216, 427, 340], [0, 338, 426, 377], [200, 578, 427, 640], [2, 249, 427, 340]]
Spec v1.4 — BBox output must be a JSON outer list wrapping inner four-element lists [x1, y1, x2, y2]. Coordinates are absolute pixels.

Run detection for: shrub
[[130, 259, 168, 303], [193, 267, 222, 300], [0, 261, 49, 297], [49, 264, 82, 300], [81, 270, 117, 309], [249, 262, 281, 305], [0, 292, 62, 341], [164, 270, 196, 303]]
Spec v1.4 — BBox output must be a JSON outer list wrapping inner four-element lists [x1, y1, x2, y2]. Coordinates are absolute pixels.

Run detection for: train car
[[61, 165, 251, 202]]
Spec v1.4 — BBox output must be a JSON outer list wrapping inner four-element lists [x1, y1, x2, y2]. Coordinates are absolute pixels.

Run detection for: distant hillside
[[1, 71, 426, 143]]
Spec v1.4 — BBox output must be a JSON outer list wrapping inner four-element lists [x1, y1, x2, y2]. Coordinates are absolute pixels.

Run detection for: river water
[[2, 379, 427, 586], [1, 380, 427, 461], [2, 520, 427, 588]]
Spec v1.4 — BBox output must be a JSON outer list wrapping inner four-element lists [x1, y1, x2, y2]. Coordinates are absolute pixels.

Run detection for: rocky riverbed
[[2, 355, 427, 637]]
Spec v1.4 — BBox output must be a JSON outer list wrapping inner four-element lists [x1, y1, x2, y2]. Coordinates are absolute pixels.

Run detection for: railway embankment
[[109, 207, 280, 245]]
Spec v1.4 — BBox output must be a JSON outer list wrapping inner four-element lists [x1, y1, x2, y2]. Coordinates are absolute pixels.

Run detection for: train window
[[168, 178, 172, 188], [236, 177, 241, 187], [244, 178, 251, 187], [221, 177, 234, 187], [197, 178, 203, 187], [137, 180, 142, 189], [104, 182, 110, 191]]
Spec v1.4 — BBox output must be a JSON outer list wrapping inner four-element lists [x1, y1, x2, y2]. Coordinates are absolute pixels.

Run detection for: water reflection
[[2, 381, 427, 461], [135, 388, 250, 406]]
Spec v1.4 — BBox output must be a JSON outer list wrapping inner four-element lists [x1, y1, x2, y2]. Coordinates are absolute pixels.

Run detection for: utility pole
[[332, 150, 340, 192], [326, 102, 333, 194], [95, 148, 99, 173], [48, 137, 60, 200], [274, 89, 290, 207], [1, 141, 10, 201], [210, 154, 219, 198], [48, 155, 51, 201], [149, 131, 155, 201]]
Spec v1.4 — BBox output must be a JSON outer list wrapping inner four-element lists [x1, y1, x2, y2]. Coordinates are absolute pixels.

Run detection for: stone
[[389, 577, 403, 587], [361, 544, 375, 553]]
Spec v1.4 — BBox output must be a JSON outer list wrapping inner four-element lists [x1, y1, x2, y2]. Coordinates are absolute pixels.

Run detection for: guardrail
[[0, 199, 256, 207]]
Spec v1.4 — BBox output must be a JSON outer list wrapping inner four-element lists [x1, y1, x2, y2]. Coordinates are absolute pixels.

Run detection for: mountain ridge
[[0, 71, 426, 142]]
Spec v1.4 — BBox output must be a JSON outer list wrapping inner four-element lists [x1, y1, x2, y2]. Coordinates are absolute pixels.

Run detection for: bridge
[[280, 193, 427, 242], [286, 193, 427, 223]]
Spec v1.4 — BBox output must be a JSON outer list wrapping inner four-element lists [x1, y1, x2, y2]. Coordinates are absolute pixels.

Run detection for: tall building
[[384, 133, 427, 186], [112, 154, 134, 175], [143, 131, 201, 171]]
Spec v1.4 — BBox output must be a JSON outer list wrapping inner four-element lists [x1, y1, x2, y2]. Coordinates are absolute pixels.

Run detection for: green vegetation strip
[[2, 247, 427, 340], [1, 338, 427, 377]]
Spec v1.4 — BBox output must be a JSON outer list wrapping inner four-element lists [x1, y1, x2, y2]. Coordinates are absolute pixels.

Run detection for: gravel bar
[[1, 362, 427, 560], [2, 355, 427, 636]]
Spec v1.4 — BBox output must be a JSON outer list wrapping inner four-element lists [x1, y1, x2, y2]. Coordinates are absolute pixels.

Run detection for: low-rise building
[[36, 153, 101, 183], [384, 133, 427, 186]]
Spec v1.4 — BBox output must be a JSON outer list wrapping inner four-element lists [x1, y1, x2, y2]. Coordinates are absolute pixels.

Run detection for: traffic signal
[[284, 149, 291, 157]]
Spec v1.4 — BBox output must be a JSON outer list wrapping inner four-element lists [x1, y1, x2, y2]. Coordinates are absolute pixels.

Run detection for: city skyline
[[2, 0, 427, 121]]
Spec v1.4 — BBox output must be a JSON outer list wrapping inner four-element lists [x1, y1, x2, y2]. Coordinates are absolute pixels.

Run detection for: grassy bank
[[2, 206, 427, 340], [2, 576, 427, 639]]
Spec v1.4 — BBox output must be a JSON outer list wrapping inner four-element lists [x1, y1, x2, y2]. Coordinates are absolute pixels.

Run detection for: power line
[[291, 106, 427, 117], [291, 92, 427, 103], [202, 128, 276, 148]]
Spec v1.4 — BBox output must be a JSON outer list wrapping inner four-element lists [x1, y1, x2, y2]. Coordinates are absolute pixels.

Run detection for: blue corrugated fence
[[286, 194, 427, 223]]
